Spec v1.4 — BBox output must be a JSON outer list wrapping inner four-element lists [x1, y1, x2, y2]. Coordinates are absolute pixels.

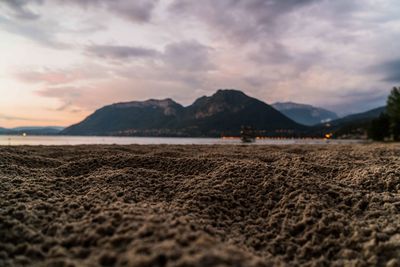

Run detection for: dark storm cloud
[[86, 45, 160, 60]]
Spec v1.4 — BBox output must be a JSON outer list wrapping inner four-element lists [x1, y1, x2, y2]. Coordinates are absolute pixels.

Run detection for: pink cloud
[[14, 65, 109, 85], [15, 69, 83, 85]]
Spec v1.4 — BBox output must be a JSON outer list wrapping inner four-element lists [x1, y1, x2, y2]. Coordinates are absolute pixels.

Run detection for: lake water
[[0, 135, 366, 146]]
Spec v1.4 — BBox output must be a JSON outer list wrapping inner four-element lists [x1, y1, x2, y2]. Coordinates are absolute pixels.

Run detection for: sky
[[0, 0, 400, 127]]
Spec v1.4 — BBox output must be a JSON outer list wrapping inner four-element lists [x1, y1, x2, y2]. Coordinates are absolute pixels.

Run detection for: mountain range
[[0, 126, 64, 135], [272, 102, 338, 126], [325, 106, 386, 127], [1, 90, 386, 138], [61, 89, 305, 137], [312, 106, 386, 138]]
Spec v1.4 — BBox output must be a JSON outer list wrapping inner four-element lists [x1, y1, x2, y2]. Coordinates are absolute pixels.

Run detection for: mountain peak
[[190, 89, 252, 118], [113, 98, 180, 109], [214, 89, 247, 96], [211, 89, 250, 102]]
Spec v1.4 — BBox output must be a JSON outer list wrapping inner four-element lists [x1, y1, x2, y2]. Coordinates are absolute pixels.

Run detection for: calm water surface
[[0, 135, 366, 146]]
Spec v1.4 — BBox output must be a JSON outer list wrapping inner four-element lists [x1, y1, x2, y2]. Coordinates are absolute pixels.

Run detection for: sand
[[1, 144, 400, 267]]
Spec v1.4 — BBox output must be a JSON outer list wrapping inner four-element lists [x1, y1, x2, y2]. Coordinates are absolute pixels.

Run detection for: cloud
[[56, 0, 160, 23], [0, 1, 60, 47], [166, 0, 367, 81], [0, 114, 45, 122], [373, 59, 400, 83], [14, 65, 110, 85], [248, 42, 293, 65], [85, 45, 160, 61], [15, 69, 81, 85], [86, 40, 214, 70], [4, 0, 400, 119], [36, 86, 83, 111], [0, 0, 43, 20], [0, 0, 159, 49], [0, 15, 69, 49], [86, 40, 216, 76], [104, 40, 217, 90], [163, 41, 215, 72], [36, 86, 82, 98], [169, 0, 318, 42], [97, 0, 159, 23], [34, 41, 219, 112], [34, 78, 194, 114], [168, 0, 394, 70], [1, 0, 159, 23], [324, 87, 388, 115]]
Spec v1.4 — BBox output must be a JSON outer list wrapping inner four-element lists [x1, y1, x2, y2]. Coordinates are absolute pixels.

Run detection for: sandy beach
[[1, 144, 400, 266]]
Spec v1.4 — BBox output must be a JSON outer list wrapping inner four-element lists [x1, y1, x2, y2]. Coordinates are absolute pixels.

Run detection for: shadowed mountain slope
[[62, 89, 305, 137]]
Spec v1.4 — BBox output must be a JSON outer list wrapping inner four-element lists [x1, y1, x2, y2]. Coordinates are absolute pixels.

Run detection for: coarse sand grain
[[1, 144, 400, 266]]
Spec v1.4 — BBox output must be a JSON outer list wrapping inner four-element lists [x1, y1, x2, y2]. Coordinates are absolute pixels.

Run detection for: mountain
[[12, 126, 65, 131], [272, 102, 338, 126], [327, 106, 386, 127], [179, 90, 305, 136], [62, 89, 306, 137], [0, 126, 64, 135], [312, 106, 386, 138], [12, 126, 64, 135], [62, 99, 184, 136]]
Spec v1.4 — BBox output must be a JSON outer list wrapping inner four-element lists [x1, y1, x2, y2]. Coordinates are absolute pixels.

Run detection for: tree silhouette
[[387, 87, 400, 140], [368, 113, 390, 141]]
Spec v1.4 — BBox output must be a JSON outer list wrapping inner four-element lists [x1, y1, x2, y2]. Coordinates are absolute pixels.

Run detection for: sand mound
[[1, 144, 400, 266]]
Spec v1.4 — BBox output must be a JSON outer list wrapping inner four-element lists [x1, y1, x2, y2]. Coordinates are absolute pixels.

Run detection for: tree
[[387, 87, 400, 140], [368, 113, 390, 141]]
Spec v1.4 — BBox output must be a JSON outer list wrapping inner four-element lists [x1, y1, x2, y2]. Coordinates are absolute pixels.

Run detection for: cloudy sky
[[0, 0, 399, 127]]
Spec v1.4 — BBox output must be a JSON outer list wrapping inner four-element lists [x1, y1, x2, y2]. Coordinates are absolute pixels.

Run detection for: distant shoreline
[[0, 135, 368, 146]]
